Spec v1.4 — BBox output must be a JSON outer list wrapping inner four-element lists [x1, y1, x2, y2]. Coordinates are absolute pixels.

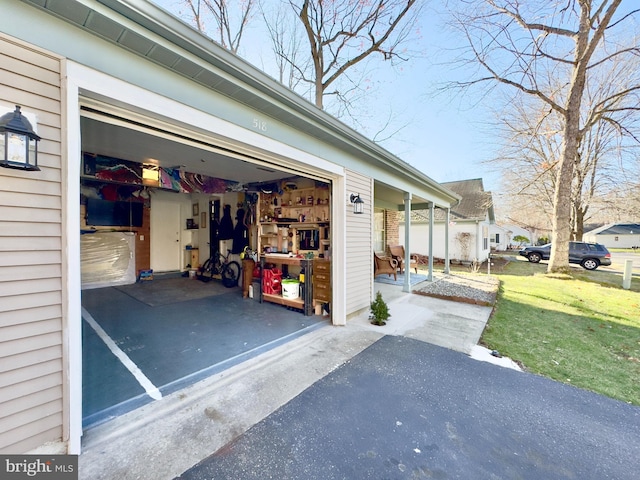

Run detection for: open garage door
[[79, 100, 336, 428]]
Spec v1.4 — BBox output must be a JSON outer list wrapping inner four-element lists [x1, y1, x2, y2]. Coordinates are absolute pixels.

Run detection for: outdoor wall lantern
[[0, 105, 41, 171], [350, 193, 364, 214]]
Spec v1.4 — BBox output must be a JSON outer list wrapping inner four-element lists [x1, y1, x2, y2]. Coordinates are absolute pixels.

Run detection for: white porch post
[[444, 207, 451, 274], [403, 192, 412, 293], [428, 202, 434, 281]]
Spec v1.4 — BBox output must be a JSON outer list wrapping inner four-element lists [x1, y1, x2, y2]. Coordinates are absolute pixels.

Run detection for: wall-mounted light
[[350, 193, 364, 214], [0, 105, 40, 171]]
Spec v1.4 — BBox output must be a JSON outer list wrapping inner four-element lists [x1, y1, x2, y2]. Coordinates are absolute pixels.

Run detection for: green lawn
[[482, 256, 640, 405]]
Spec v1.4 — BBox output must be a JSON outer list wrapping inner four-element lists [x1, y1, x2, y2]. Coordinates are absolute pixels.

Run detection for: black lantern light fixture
[[0, 105, 41, 171], [350, 193, 364, 214]]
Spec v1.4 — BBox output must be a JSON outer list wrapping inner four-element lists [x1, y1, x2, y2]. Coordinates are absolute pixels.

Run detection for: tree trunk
[[547, 1, 597, 274]]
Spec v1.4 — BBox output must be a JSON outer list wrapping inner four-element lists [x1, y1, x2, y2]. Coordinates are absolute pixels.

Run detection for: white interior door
[[150, 196, 182, 272]]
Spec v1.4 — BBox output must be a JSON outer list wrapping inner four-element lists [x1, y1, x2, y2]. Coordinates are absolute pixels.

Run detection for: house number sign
[[252, 117, 268, 132]]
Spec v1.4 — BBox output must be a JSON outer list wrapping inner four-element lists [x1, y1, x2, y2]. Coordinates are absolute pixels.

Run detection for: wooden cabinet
[[184, 247, 199, 269], [313, 259, 331, 305]]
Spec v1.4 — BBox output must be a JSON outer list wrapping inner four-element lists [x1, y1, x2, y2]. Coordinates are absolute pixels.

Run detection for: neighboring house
[[583, 223, 640, 248], [489, 224, 512, 251], [0, 0, 458, 454], [498, 224, 543, 247], [399, 178, 495, 263]]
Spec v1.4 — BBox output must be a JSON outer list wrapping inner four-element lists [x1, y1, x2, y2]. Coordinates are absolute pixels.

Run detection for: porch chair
[[387, 245, 418, 274], [374, 252, 398, 281]]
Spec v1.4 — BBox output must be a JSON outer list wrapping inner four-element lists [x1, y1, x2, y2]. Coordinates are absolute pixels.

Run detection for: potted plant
[[370, 291, 390, 326]]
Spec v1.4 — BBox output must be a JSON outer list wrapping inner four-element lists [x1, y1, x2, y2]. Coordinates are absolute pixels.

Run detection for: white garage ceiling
[[80, 115, 292, 185]]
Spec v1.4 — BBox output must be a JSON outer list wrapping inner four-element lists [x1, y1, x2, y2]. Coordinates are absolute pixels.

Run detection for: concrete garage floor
[[81, 275, 327, 428]]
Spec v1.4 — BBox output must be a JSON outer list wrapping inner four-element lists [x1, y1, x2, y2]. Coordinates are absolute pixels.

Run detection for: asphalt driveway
[[177, 336, 640, 480]]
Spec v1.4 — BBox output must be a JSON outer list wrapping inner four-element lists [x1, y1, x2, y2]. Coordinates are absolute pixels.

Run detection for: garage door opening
[[79, 108, 334, 429]]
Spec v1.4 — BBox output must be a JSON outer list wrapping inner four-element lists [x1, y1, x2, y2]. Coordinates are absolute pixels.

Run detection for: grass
[[481, 255, 640, 406]]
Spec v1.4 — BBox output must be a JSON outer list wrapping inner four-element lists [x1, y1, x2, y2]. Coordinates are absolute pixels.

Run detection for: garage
[[78, 104, 337, 427], [1, 0, 460, 454]]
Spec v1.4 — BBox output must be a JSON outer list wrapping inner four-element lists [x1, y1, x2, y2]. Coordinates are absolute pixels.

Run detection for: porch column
[[403, 192, 412, 293], [428, 202, 434, 281], [444, 207, 450, 274]]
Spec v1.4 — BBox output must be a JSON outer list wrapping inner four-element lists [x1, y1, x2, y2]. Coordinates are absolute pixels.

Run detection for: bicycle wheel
[[212, 255, 224, 276], [221, 260, 240, 288], [197, 258, 214, 282]]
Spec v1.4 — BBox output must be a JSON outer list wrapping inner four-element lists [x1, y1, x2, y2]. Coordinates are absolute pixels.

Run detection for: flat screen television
[[86, 198, 143, 227]]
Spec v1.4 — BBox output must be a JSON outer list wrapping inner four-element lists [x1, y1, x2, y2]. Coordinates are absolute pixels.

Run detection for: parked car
[[519, 242, 612, 270]]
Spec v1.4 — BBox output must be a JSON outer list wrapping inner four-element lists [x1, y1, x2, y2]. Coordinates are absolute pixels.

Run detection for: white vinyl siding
[[0, 33, 63, 453], [345, 170, 373, 317]]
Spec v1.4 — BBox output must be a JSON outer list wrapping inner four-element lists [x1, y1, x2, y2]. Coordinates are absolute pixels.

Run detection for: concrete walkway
[[78, 285, 497, 480]]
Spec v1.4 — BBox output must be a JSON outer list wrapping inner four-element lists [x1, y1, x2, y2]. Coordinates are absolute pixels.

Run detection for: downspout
[[403, 192, 412, 293]]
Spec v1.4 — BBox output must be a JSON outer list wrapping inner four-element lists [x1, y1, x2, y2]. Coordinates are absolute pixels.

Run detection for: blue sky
[[152, 1, 501, 191]]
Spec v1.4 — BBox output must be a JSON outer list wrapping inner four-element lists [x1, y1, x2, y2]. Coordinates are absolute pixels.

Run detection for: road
[[600, 251, 640, 275]]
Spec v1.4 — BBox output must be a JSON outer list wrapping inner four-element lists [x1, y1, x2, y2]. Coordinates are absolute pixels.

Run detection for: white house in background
[[400, 178, 495, 263], [583, 223, 640, 248], [489, 224, 512, 251]]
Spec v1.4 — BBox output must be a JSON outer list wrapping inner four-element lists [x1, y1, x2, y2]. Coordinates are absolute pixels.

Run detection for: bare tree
[[291, 0, 423, 109], [260, 2, 308, 91], [179, 0, 255, 53], [495, 79, 639, 241], [446, 1, 640, 273]]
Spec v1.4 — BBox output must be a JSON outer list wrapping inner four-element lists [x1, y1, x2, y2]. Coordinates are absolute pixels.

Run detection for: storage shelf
[[262, 293, 304, 308]]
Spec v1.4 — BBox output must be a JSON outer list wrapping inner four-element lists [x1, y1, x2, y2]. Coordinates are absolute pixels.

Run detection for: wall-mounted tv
[[86, 198, 143, 227]]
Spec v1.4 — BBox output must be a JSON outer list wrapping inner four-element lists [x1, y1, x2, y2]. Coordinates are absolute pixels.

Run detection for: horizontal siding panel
[[0, 402, 62, 444], [0, 359, 61, 389], [0, 222, 61, 238], [0, 264, 62, 284], [35, 153, 63, 172], [0, 345, 62, 373], [0, 206, 61, 224], [0, 176, 61, 196], [0, 421, 62, 454], [0, 36, 61, 74], [0, 57, 60, 87], [1, 318, 61, 343], [1, 373, 62, 405], [0, 331, 62, 358], [0, 85, 61, 115], [0, 251, 61, 268], [1, 385, 62, 420], [0, 291, 62, 313], [0, 306, 61, 329], [33, 123, 62, 146], [0, 237, 62, 252]]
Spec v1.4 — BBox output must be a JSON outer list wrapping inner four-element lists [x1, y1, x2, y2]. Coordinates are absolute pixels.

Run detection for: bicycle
[[197, 249, 241, 288]]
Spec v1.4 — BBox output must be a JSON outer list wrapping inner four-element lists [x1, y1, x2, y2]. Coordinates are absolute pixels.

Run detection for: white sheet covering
[[81, 231, 136, 289]]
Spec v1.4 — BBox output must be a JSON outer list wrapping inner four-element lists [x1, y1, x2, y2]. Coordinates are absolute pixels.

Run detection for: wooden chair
[[387, 245, 418, 274], [374, 252, 398, 280]]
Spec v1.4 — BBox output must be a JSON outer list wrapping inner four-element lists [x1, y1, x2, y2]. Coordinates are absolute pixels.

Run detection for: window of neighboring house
[[374, 208, 385, 252], [483, 226, 489, 250], [490, 234, 496, 243]]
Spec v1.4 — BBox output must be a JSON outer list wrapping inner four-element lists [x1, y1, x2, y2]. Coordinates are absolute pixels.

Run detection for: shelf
[[262, 293, 304, 308]]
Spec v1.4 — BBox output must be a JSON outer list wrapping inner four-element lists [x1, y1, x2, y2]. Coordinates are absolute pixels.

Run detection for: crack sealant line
[[82, 307, 162, 401]]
